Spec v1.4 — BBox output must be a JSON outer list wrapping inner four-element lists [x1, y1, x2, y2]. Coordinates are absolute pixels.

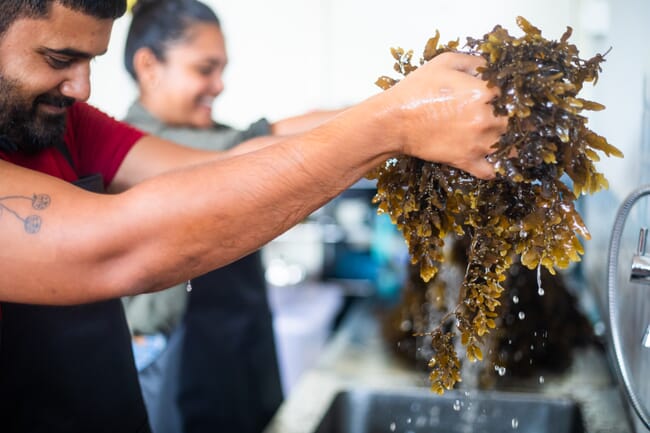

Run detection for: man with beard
[[0, 0, 506, 431]]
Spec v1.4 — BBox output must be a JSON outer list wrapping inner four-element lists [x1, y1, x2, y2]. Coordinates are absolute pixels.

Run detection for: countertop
[[263, 299, 634, 433]]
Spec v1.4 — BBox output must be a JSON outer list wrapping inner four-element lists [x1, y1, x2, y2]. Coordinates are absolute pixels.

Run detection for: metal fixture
[[643, 324, 650, 349], [631, 228, 650, 283], [608, 185, 650, 429]]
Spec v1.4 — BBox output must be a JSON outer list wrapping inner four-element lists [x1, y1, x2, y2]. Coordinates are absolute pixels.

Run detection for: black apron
[[145, 252, 284, 433], [178, 252, 284, 433], [0, 145, 151, 432]]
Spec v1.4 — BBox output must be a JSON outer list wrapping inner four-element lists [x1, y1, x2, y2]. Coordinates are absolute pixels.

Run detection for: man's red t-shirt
[[0, 102, 145, 319], [0, 101, 145, 186]]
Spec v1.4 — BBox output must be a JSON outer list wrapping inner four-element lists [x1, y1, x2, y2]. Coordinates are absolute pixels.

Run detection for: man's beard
[[0, 75, 75, 155]]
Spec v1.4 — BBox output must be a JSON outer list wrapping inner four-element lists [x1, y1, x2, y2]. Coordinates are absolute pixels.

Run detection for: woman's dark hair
[[0, 0, 126, 36], [124, 0, 220, 81]]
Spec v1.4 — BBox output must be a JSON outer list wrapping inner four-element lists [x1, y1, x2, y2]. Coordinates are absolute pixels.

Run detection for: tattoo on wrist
[[0, 193, 51, 234]]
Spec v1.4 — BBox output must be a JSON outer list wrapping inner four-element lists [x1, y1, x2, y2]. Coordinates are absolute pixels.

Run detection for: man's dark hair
[[124, 0, 220, 81], [0, 0, 126, 37]]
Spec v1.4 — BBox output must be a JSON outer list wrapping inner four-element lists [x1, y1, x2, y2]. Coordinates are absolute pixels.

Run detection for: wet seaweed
[[367, 17, 621, 394]]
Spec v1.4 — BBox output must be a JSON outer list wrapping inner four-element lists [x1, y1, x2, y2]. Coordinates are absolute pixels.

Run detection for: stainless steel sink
[[313, 387, 584, 433]]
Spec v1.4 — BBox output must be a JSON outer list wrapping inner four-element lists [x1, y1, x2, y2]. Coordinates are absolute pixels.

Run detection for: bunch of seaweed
[[368, 17, 621, 394]]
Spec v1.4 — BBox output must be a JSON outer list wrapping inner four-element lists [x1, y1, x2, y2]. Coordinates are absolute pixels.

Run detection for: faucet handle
[[631, 227, 650, 283], [638, 227, 648, 256]]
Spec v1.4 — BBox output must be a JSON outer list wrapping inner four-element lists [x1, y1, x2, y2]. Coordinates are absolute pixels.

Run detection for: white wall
[[89, 0, 582, 129], [593, 0, 650, 196]]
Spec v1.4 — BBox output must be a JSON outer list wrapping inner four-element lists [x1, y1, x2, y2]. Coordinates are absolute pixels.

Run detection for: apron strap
[[54, 140, 77, 172], [54, 140, 105, 192]]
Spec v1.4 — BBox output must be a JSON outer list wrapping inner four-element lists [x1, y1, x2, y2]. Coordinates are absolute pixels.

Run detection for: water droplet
[[538, 287, 545, 296], [494, 365, 507, 376], [406, 417, 412, 424], [518, 311, 526, 320], [453, 400, 462, 411], [185, 280, 193, 292], [512, 417, 519, 429], [512, 295, 519, 304], [539, 376, 545, 384], [390, 422, 396, 431], [594, 321, 606, 336]]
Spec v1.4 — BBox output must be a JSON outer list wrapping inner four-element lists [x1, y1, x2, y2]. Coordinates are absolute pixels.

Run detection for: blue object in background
[[370, 213, 409, 300], [329, 213, 408, 301], [131, 333, 167, 372]]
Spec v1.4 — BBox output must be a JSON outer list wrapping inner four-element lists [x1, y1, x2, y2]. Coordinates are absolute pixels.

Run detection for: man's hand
[[379, 52, 507, 178]]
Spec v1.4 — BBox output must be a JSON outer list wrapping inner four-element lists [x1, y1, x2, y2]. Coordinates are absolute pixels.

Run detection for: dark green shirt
[[124, 101, 271, 151]]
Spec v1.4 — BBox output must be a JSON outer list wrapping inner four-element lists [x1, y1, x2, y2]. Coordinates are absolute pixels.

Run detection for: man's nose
[[59, 62, 91, 102]]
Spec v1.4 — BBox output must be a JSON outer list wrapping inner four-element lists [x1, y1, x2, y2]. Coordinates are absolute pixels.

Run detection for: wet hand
[[385, 52, 507, 179]]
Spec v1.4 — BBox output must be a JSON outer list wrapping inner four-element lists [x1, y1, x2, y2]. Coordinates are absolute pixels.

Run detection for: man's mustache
[[34, 94, 75, 110]]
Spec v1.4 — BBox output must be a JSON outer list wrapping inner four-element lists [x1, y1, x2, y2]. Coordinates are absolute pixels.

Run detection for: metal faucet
[[643, 325, 650, 349], [630, 227, 650, 349], [630, 228, 650, 283], [609, 187, 650, 428], [630, 228, 650, 348]]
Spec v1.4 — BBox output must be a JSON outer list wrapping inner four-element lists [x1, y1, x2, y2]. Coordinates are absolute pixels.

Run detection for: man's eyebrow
[[39, 47, 107, 59]]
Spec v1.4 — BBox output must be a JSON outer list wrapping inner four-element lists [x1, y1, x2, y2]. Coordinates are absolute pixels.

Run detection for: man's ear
[[132, 47, 161, 86]]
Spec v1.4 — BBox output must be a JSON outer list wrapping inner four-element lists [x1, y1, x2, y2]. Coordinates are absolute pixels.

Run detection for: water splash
[[511, 417, 519, 429]]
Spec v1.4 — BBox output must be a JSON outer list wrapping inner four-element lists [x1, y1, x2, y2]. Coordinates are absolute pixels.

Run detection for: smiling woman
[[121, 2, 284, 433], [135, 21, 226, 127], [119, 2, 356, 432]]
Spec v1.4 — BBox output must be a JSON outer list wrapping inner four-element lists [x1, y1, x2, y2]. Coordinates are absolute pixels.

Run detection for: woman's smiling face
[[143, 22, 228, 128]]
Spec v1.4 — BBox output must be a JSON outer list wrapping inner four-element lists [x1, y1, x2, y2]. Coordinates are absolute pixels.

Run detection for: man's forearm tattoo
[[0, 193, 51, 234]]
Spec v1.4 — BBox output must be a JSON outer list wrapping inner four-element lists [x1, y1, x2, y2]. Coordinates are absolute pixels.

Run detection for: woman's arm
[[106, 133, 285, 192], [270, 108, 344, 136]]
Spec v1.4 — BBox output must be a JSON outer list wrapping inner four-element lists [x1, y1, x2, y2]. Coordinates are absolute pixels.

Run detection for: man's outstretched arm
[[0, 53, 506, 305]]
